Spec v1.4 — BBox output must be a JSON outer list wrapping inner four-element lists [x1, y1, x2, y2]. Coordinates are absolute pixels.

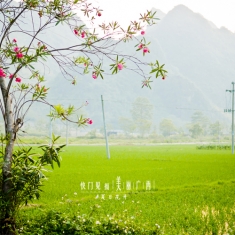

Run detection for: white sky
[[94, 0, 235, 33]]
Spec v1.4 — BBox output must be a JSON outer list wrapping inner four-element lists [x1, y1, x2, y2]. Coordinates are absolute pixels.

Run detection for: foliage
[[188, 123, 203, 138], [18, 209, 162, 235], [196, 144, 231, 150], [0, 135, 65, 232], [159, 119, 176, 137], [130, 97, 153, 136], [188, 111, 210, 137], [119, 117, 136, 135], [209, 121, 223, 136]]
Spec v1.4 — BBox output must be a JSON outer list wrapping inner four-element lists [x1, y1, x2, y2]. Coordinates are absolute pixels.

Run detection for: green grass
[[20, 145, 235, 234]]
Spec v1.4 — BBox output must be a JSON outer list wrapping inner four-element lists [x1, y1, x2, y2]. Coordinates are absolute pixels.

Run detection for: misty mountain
[[25, 5, 232, 131]]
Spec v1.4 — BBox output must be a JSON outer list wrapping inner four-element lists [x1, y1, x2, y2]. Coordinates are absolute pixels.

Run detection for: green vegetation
[[18, 145, 235, 234], [197, 144, 231, 150]]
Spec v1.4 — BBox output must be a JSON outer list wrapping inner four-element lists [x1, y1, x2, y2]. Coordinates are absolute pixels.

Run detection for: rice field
[[21, 145, 235, 234]]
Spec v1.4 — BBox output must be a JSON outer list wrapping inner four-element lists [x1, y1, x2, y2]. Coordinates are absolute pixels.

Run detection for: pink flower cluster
[[86, 118, 93, 125], [0, 68, 6, 78], [0, 68, 22, 83], [13, 45, 24, 59], [74, 29, 86, 38], [138, 44, 149, 54]]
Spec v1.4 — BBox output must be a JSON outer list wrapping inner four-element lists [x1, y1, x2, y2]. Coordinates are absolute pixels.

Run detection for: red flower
[[0, 68, 6, 78], [97, 12, 101, 17], [143, 47, 149, 54], [81, 31, 86, 38], [16, 53, 23, 59], [138, 44, 143, 49], [14, 47, 19, 52], [117, 63, 124, 70], [86, 118, 93, 125], [13, 39, 17, 43], [141, 31, 145, 35], [9, 74, 14, 79], [162, 76, 166, 80], [15, 77, 21, 83], [74, 29, 78, 35], [92, 72, 97, 79]]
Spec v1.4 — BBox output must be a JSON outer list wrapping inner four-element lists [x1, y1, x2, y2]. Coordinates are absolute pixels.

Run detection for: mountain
[[25, 5, 233, 132], [152, 8, 166, 20]]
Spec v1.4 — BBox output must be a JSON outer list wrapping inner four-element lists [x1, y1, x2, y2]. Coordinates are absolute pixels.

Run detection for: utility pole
[[101, 95, 110, 159], [225, 82, 235, 154], [49, 106, 52, 144]]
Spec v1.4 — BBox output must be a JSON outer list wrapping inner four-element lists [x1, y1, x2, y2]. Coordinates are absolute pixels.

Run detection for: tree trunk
[[0, 78, 16, 235]]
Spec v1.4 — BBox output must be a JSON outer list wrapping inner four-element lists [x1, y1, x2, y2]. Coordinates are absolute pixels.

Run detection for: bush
[[18, 209, 162, 235], [196, 145, 231, 150]]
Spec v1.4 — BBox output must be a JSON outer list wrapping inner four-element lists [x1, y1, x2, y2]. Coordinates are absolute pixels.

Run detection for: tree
[[130, 97, 153, 137], [159, 118, 176, 137], [119, 117, 136, 135], [0, 0, 167, 233], [209, 121, 223, 142], [190, 111, 210, 135], [188, 123, 203, 138]]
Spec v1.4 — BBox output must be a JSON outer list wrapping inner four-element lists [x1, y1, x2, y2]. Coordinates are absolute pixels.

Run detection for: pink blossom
[[74, 29, 78, 35], [13, 39, 17, 43], [143, 47, 149, 54], [141, 31, 145, 35], [16, 53, 23, 59], [117, 63, 124, 70], [86, 118, 93, 125], [138, 44, 143, 49], [81, 31, 86, 38], [0, 68, 6, 78], [15, 77, 21, 83], [9, 74, 14, 79], [14, 47, 19, 52], [92, 72, 97, 79], [97, 12, 101, 17]]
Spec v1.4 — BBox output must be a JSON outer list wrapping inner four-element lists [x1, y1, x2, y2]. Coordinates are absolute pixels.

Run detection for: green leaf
[[28, 64, 35, 69]]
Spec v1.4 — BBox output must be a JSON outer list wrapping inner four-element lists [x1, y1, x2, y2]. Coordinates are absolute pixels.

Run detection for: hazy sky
[[95, 0, 235, 32]]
